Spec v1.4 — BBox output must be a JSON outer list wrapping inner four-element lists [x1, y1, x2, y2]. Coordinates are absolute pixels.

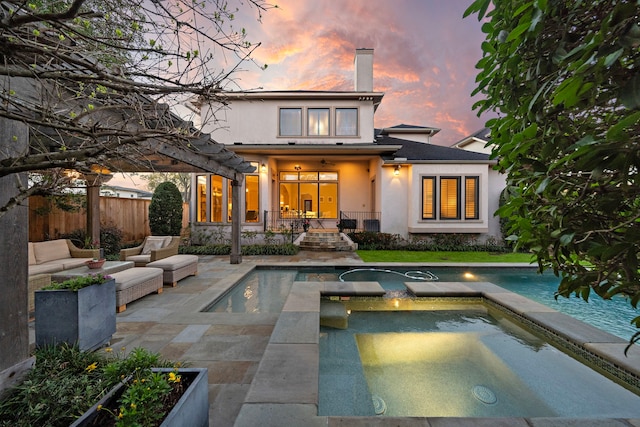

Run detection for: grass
[[356, 250, 536, 263]]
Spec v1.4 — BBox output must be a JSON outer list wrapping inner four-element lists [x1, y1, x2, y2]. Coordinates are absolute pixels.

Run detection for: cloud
[[229, 0, 491, 145]]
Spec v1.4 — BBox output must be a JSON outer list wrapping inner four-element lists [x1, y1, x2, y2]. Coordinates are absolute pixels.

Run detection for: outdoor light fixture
[[294, 165, 302, 171], [393, 165, 401, 176], [261, 163, 266, 172]]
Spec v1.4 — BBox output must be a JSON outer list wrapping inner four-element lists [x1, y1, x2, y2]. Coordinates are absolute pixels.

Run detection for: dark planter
[[71, 368, 209, 427], [34, 279, 116, 351]]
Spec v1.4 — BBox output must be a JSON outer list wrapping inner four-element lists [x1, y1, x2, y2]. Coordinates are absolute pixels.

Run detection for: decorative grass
[[356, 250, 536, 263]]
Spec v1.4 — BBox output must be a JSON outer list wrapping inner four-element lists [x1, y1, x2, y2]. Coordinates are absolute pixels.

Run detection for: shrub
[[100, 223, 123, 256], [0, 345, 175, 427], [58, 224, 123, 257], [179, 243, 299, 256], [347, 232, 404, 250], [149, 182, 183, 236]]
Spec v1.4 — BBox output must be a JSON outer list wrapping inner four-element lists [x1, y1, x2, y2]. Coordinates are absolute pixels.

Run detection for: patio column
[[0, 117, 33, 393], [230, 177, 243, 264], [82, 172, 112, 251]]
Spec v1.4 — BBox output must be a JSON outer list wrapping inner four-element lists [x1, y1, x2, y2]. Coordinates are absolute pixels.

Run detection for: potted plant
[[0, 345, 209, 427], [73, 347, 208, 427], [73, 366, 209, 427], [34, 274, 116, 351]]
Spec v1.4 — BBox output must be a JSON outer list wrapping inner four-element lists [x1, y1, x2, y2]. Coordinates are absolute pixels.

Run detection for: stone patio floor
[[28, 251, 640, 427]]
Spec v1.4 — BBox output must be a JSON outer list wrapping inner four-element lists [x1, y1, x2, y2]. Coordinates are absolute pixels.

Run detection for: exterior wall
[[201, 98, 376, 145], [407, 163, 491, 234], [487, 167, 507, 238], [380, 165, 410, 236]]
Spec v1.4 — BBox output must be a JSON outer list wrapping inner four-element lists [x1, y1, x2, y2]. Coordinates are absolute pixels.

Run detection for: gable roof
[[451, 127, 491, 148], [377, 135, 493, 163], [377, 124, 440, 136]]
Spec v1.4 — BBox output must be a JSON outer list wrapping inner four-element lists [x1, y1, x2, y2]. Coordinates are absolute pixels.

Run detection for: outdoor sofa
[[27, 239, 100, 313], [28, 239, 100, 276]]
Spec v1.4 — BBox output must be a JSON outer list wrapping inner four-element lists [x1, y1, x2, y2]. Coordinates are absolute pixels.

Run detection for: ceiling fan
[[319, 159, 336, 166]]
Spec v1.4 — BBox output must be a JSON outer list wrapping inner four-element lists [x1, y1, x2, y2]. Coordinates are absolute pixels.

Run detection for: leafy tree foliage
[[139, 172, 191, 203], [149, 181, 183, 236], [466, 1, 640, 345], [0, 0, 272, 218]]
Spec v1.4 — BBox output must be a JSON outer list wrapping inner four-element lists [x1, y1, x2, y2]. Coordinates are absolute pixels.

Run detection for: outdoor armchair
[[119, 236, 180, 267]]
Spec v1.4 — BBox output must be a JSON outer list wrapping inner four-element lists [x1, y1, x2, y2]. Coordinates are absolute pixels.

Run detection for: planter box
[[71, 368, 209, 427], [34, 279, 116, 351]]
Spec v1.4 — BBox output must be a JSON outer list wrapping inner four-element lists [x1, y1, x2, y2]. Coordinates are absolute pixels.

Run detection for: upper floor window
[[336, 108, 358, 136], [278, 107, 359, 137], [279, 108, 302, 136], [308, 108, 329, 136]]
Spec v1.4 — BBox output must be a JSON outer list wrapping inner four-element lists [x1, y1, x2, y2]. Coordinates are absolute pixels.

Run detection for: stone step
[[298, 229, 354, 252]]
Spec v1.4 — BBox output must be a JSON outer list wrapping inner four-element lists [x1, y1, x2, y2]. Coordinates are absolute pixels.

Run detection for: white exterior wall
[[408, 163, 491, 234], [380, 165, 410, 236], [487, 167, 507, 239], [201, 98, 376, 145]]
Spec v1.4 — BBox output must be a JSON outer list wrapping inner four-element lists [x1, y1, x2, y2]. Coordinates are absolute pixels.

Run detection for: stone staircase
[[297, 229, 355, 251]]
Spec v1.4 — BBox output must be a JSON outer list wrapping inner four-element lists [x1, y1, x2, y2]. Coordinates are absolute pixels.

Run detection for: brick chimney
[[354, 48, 373, 92]]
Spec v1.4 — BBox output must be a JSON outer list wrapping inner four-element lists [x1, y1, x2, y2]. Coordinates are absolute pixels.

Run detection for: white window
[[421, 176, 480, 221], [279, 108, 302, 136], [307, 108, 330, 136], [336, 108, 358, 136]]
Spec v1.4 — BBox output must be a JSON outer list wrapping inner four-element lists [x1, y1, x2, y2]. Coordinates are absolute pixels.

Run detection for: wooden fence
[[29, 196, 189, 244]]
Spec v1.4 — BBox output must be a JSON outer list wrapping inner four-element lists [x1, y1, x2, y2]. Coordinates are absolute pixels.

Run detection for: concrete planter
[[34, 279, 116, 351], [71, 368, 209, 427]]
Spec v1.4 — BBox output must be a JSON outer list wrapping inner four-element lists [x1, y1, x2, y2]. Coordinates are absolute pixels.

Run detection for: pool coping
[[219, 264, 640, 426]]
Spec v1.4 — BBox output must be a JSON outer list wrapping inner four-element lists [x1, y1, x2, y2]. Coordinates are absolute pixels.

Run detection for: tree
[[139, 173, 191, 203], [0, 0, 272, 218], [465, 1, 640, 346], [149, 181, 183, 236]]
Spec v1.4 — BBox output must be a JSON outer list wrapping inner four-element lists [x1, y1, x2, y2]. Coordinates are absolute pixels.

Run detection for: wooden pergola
[[80, 110, 255, 265], [0, 103, 253, 393]]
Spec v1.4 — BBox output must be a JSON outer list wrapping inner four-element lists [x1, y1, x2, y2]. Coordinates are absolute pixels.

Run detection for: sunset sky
[[112, 1, 491, 189], [230, 0, 491, 146]]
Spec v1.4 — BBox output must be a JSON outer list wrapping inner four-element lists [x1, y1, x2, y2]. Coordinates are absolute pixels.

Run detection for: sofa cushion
[[28, 242, 36, 265], [111, 267, 163, 291], [62, 258, 94, 269], [29, 263, 64, 275], [141, 236, 170, 255], [147, 255, 198, 271], [126, 254, 151, 264], [33, 240, 71, 264]]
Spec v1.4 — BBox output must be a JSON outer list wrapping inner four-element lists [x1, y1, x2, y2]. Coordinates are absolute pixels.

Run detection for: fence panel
[[29, 196, 189, 243]]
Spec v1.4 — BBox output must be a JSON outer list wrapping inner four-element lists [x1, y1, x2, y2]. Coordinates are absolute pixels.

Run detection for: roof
[[101, 185, 153, 197], [377, 124, 440, 136], [451, 127, 491, 148], [377, 135, 493, 163]]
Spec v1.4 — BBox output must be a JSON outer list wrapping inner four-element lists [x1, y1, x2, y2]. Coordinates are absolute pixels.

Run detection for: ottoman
[[110, 267, 163, 313], [147, 255, 198, 287]]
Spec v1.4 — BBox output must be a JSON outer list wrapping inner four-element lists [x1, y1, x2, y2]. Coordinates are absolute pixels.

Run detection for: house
[[100, 185, 153, 199], [451, 127, 492, 154], [191, 49, 505, 242]]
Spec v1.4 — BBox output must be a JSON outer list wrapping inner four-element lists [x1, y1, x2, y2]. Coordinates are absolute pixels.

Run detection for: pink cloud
[[226, 0, 490, 145]]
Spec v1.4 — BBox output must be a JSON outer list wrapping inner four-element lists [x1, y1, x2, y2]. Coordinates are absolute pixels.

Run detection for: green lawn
[[356, 250, 536, 263]]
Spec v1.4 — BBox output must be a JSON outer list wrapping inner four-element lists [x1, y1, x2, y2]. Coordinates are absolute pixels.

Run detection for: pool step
[[298, 230, 355, 252], [320, 300, 349, 329]]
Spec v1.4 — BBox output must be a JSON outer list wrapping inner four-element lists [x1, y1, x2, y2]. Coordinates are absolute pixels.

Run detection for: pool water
[[319, 303, 640, 418], [299, 267, 639, 340], [205, 270, 296, 313]]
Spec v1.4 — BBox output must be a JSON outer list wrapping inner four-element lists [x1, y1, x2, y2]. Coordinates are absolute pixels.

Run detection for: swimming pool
[[204, 269, 296, 313], [319, 300, 640, 417], [298, 267, 639, 340]]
